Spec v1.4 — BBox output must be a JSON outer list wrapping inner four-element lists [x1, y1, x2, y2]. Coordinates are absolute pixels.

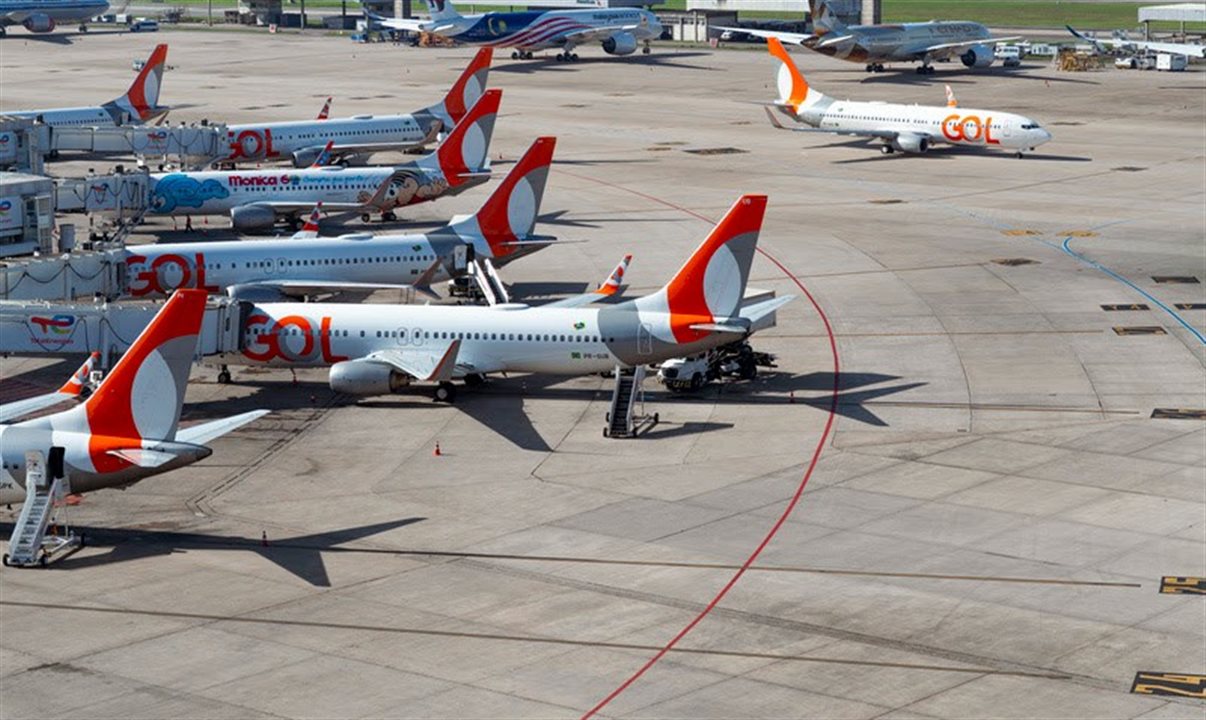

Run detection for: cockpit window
[[1021, 123, 1042, 130]]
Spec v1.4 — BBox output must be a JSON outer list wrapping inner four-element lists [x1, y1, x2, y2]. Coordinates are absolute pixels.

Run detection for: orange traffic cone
[[433, 442, 442, 457]]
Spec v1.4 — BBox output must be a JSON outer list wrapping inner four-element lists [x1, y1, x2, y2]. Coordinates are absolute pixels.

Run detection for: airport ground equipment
[[0, 117, 46, 174], [0, 295, 246, 364], [0, 171, 55, 258], [46, 123, 228, 167], [657, 341, 777, 392], [3, 449, 81, 568], [605, 365, 656, 438]]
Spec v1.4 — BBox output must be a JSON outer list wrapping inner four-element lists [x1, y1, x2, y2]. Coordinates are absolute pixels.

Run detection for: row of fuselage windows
[[249, 326, 617, 344], [232, 182, 379, 192], [266, 127, 415, 142], [830, 114, 1004, 130]]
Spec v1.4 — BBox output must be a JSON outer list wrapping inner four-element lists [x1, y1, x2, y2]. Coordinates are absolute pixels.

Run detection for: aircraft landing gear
[[556, 52, 580, 62], [79, 24, 88, 32], [434, 382, 457, 403], [642, 40, 651, 55], [511, 50, 534, 60], [217, 366, 232, 384], [361, 213, 371, 223], [865, 63, 885, 72], [915, 64, 935, 75], [381, 211, 397, 222], [1016, 151, 1025, 159], [463, 373, 485, 388], [880, 144, 895, 155]]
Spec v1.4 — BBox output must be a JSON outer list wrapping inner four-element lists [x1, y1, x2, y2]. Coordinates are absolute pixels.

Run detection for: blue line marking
[[1056, 236, 1205, 346]]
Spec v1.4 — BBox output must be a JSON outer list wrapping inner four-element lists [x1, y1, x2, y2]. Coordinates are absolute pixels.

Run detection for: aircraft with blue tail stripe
[[367, 0, 662, 62]]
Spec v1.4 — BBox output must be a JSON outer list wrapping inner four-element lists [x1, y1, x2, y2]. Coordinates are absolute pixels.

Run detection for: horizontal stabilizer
[[689, 322, 750, 334], [106, 448, 181, 468], [176, 409, 271, 446]]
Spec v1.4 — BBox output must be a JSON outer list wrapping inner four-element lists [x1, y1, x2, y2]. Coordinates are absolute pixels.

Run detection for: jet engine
[[602, 32, 638, 56], [329, 360, 410, 396], [22, 14, 56, 32], [960, 44, 994, 68], [229, 204, 278, 231], [894, 133, 930, 154]]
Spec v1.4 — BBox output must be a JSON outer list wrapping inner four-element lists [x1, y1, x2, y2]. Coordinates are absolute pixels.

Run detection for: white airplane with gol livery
[[214, 195, 791, 402], [0, 290, 268, 505], [122, 137, 558, 304], [6, 44, 169, 128], [144, 89, 501, 231], [763, 38, 1052, 157], [220, 48, 493, 167], [0, 353, 99, 424]]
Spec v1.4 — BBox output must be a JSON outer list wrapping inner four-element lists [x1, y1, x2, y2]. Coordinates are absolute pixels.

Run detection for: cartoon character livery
[[145, 89, 502, 231], [7, 44, 169, 126], [0, 353, 100, 424], [0, 290, 268, 504], [763, 38, 1051, 157], [368, 0, 661, 61]]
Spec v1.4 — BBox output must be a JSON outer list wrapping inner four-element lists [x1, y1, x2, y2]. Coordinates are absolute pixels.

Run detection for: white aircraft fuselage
[[806, 99, 1052, 151]]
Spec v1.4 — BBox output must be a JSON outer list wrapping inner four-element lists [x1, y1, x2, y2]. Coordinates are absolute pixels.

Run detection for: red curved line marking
[[558, 171, 841, 720]]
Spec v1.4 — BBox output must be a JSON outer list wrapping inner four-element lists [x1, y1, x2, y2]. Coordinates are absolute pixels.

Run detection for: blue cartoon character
[[151, 174, 230, 213]]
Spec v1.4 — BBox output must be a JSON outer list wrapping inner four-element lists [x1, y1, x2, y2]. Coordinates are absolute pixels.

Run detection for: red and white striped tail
[[433, 89, 501, 187]]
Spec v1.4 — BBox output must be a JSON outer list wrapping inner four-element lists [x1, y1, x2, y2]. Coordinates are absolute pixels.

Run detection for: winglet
[[423, 339, 461, 383], [58, 352, 101, 397], [317, 97, 332, 120], [310, 140, 336, 168], [945, 84, 957, 108], [596, 254, 631, 297], [293, 202, 324, 238]]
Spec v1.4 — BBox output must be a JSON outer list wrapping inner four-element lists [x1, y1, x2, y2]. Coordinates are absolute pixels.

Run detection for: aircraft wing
[[257, 201, 368, 214], [714, 26, 816, 45], [914, 36, 1023, 55], [175, 410, 270, 446], [0, 392, 72, 424], [1130, 39, 1206, 57], [562, 23, 648, 44], [371, 16, 429, 32], [243, 259, 443, 300], [362, 340, 462, 383]]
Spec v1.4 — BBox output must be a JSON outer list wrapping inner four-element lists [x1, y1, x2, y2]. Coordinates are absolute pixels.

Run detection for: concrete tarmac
[[1, 32, 1204, 719]]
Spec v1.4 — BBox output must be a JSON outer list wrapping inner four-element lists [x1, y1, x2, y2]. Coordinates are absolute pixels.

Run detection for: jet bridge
[[55, 168, 150, 220], [46, 123, 228, 168], [0, 296, 247, 366]]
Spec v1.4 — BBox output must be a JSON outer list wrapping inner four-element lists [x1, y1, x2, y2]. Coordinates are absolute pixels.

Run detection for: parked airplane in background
[[368, 0, 661, 62], [220, 48, 493, 167], [1066, 25, 1205, 58], [0, 290, 268, 505], [145, 89, 500, 231], [719, 0, 1020, 74], [0, 353, 99, 424], [6, 44, 168, 126], [123, 136, 557, 307], [762, 38, 1051, 157], [0, 0, 108, 35], [214, 194, 790, 403]]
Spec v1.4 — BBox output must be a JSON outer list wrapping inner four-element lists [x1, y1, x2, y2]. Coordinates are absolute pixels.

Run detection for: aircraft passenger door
[[396, 327, 409, 346], [1002, 120, 1014, 140], [638, 323, 653, 355], [277, 257, 288, 275], [413, 327, 424, 347], [453, 244, 468, 272]]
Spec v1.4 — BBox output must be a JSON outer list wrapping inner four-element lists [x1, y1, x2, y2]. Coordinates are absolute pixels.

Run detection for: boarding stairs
[[604, 365, 657, 438], [4, 450, 81, 568], [467, 259, 510, 306]]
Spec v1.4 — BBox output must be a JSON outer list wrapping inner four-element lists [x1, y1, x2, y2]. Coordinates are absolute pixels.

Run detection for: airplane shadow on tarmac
[[0, 518, 426, 586], [490, 51, 718, 75], [5, 28, 130, 45], [851, 65, 1103, 87], [829, 148, 1093, 165], [712, 370, 929, 428]]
